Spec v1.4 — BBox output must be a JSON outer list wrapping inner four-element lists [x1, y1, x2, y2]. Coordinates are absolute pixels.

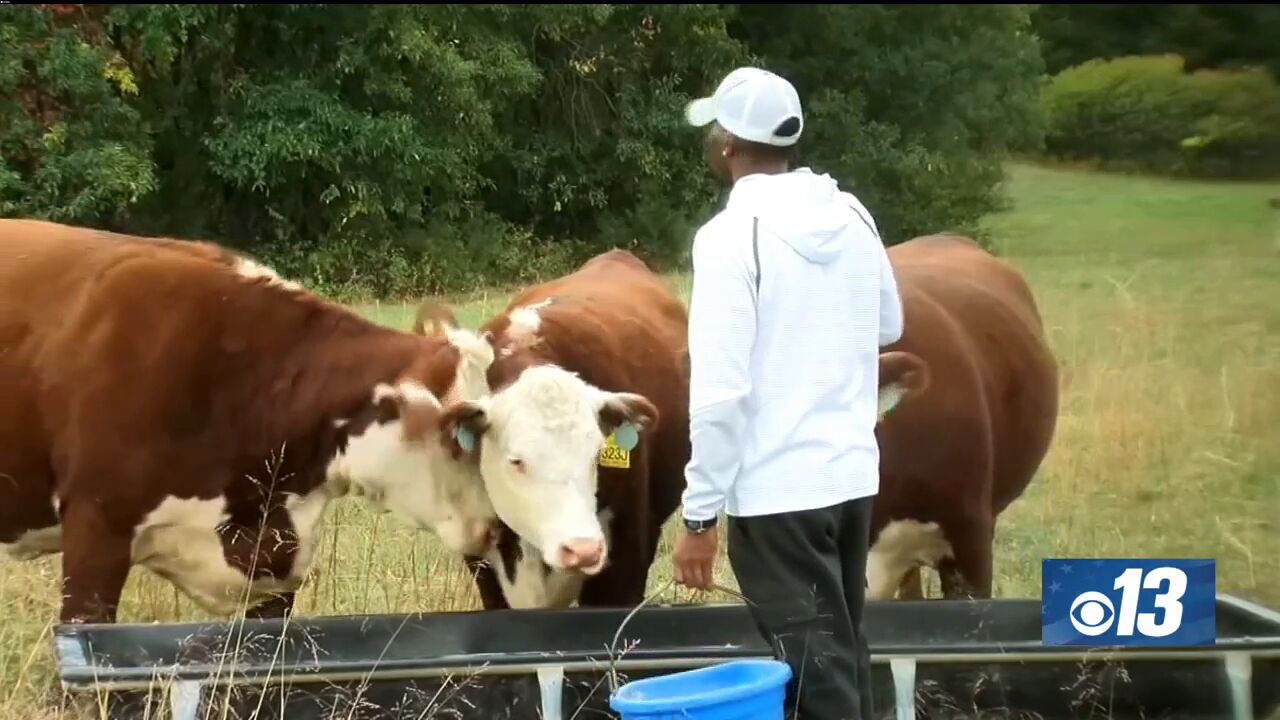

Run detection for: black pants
[[727, 496, 875, 720]]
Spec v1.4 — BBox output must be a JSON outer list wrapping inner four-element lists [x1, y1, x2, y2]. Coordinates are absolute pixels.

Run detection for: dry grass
[[2, 162, 1277, 718]]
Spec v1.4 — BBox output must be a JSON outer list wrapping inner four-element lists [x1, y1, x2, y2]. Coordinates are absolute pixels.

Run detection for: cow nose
[[558, 538, 605, 574]]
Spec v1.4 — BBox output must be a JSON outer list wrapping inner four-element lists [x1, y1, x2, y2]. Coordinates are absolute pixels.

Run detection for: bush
[[1033, 4, 1280, 80], [3, 4, 1049, 297], [727, 4, 1046, 246], [0, 5, 156, 225], [1041, 54, 1280, 178], [257, 212, 587, 301]]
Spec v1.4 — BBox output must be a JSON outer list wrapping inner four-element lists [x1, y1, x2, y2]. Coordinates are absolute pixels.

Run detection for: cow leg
[[245, 592, 296, 619], [59, 503, 133, 623], [938, 518, 994, 599], [576, 509, 652, 608], [898, 567, 925, 599], [578, 454, 656, 608], [468, 557, 510, 610], [577, 556, 648, 607]]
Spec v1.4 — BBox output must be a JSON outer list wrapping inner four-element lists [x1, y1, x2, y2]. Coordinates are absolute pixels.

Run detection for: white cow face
[[328, 381, 498, 557], [439, 365, 658, 576]]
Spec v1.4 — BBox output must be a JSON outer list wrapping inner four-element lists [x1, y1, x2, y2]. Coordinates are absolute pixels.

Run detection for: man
[[672, 67, 904, 720]]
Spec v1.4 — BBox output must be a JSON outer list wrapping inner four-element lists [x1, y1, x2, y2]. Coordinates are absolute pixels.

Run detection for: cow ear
[[595, 391, 659, 451], [877, 351, 930, 421], [368, 382, 445, 443], [439, 399, 491, 459]]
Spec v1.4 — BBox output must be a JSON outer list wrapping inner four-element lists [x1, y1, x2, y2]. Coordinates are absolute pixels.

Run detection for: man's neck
[[731, 161, 790, 183]]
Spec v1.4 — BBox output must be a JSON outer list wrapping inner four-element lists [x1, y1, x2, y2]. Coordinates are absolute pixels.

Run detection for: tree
[[1034, 4, 1280, 79], [726, 4, 1045, 245], [3, 4, 1049, 295], [0, 4, 155, 224]]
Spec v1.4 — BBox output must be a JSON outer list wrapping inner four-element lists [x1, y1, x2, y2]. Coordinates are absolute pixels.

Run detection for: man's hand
[[673, 527, 719, 591]]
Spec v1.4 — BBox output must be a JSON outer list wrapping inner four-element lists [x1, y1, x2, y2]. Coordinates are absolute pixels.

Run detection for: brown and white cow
[[0, 219, 499, 623], [865, 234, 1060, 600], [416, 249, 690, 610]]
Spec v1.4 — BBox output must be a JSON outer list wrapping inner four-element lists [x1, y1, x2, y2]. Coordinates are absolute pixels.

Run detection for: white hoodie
[[681, 168, 903, 521]]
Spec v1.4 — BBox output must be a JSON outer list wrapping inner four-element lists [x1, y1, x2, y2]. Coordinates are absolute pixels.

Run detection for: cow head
[[328, 328, 500, 558], [877, 350, 930, 422], [439, 365, 658, 577], [481, 508, 617, 609]]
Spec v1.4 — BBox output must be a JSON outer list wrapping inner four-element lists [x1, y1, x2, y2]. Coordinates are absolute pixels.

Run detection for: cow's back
[[0, 220, 389, 520], [0, 221, 208, 540], [885, 235, 1059, 516], [502, 249, 688, 362], [491, 249, 688, 433]]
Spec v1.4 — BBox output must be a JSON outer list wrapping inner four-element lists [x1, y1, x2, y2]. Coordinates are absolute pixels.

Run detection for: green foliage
[[107, 4, 546, 283], [0, 5, 155, 224], [727, 4, 1045, 245], [1034, 4, 1280, 79], [1041, 55, 1280, 178], [2, 4, 1047, 297], [474, 4, 747, 271]]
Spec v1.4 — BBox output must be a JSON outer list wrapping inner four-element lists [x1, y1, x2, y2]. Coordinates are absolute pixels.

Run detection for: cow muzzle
[[557, 537, 606, 575]]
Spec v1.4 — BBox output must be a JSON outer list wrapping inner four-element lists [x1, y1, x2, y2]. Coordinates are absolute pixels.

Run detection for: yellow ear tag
[[598, 424, 634, 469]]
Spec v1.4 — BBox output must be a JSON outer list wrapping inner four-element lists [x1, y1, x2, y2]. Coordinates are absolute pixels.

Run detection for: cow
[[414, 249, 690, 610], [0, 219, 500, 624], [864, 234, 1060, 600]]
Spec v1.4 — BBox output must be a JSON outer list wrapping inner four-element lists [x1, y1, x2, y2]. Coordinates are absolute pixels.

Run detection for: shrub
[[257, 212, 587, 301], [727, 4, 1046, 246], [4, 4, 1050, 296], [0, 5, 156, 225], [1041, 54, 1280, 178]]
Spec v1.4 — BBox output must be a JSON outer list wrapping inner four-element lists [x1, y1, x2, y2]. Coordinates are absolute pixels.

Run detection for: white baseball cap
[[685, 67, 804, 147]]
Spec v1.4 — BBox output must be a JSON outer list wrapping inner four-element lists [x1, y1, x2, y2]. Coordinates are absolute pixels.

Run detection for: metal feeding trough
[[54, 594, 1280, 720]]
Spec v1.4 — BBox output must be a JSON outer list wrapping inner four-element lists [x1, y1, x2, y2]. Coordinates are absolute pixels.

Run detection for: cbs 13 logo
[[1042, 559, 1215, 646], [1071, 567, 1185, 638]]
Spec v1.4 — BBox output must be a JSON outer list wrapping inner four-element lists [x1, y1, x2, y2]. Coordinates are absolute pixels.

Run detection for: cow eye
[[508, 457, 524, 470]]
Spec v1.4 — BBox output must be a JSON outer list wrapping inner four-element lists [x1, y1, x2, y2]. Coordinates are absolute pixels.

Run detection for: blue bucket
[[608, 659, 792, 720]]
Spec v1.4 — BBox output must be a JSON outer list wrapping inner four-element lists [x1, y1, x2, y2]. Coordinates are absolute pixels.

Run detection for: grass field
[[2, 162, 1278, 717]]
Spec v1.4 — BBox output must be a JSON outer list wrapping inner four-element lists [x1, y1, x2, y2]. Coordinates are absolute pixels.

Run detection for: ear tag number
[[455, 426, 477, 454], [599, 422, 637, 470]]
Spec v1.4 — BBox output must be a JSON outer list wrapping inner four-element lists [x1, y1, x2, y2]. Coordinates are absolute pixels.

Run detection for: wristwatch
[[683, 516, 718, 534]]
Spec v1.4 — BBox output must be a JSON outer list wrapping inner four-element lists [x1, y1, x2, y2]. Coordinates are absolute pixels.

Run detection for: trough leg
[[1225, 652, 1254, 720], [889, 658, 917, 720], [536, 666, 565, 720], [59, 502, 133, 623], [168, 680, 204, 720]]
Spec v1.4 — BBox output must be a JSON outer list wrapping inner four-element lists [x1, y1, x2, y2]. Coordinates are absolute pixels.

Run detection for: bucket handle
[[605, 580, 787, 694]]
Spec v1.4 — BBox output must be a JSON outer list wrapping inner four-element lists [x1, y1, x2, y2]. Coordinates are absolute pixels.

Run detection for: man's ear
[[439, 399, 491, 460], [595, 390, 659, 451], [877, 351, 930, 421]]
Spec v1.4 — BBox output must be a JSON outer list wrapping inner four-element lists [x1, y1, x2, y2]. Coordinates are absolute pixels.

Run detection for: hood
[[725, 168, 861, 265]]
